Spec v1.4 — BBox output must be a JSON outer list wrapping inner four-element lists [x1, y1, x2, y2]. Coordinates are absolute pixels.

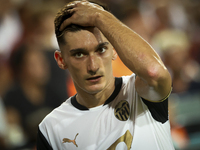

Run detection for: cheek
[[101, 55, 113, 76], [102, 51, 113, 66], [67, 59, 86, 77], [104, 60, 113, 72]]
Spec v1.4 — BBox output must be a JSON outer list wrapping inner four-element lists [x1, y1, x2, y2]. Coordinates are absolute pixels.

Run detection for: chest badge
[[62, 133, 79, 147], [115, 100, 130, 121]]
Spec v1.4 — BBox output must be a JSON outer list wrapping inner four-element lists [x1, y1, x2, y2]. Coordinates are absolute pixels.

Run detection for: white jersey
[[37, 74, 174, 150]]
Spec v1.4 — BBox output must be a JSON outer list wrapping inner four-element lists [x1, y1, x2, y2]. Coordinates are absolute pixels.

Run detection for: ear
[[54, 50, 68, 70], [112, 48, 117, 60]]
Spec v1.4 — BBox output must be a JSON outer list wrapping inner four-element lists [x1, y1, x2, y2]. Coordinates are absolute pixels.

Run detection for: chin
[[84, 84, 105, 94]]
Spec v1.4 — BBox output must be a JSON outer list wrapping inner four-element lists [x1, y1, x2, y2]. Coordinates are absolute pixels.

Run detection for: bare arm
[[95, 11, 172, 101], [60, 1, 172, 101]]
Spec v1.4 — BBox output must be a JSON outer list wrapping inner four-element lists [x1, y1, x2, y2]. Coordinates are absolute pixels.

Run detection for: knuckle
[[76, 2, 82, 6]]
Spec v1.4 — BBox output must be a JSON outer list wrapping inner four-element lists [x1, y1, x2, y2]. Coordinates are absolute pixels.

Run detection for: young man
[[37, 1, 174, 149]]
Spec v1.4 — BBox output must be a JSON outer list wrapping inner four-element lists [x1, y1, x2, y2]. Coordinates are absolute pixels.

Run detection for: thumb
[[59, 12, 74, 31]]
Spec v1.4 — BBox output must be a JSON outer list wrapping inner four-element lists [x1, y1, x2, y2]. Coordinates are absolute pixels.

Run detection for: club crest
[[114, 100, 130, 121]]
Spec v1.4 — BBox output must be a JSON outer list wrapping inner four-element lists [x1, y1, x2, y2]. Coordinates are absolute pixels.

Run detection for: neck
[[76, 77, 115, 108]]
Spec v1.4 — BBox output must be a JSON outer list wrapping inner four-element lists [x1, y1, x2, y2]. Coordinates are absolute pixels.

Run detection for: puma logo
[[62, 133, 79, 147]]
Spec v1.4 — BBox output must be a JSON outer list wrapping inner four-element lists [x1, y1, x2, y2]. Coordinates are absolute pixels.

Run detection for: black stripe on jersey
[[71, 94, 89, 110], [142, 98, 168, 124], [37, 128, 53, 150], [71, 77, 122, 110], [104, 77, 122, 105]]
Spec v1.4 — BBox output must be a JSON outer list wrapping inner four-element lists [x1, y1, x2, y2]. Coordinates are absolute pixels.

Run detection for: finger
[[64, 4, 75, 12], [66, 1, 80, 8], [82, 1, 104, 10], [66, 8, 74, 14], [92, 3, 104, 10], [59, 17, 73, 31], [64, 1, 79, 12], [60, 7, 76, 31], [81, 0, 88, 2]]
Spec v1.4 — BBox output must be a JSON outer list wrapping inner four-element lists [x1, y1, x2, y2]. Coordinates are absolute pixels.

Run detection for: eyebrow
[[96, 42, 109, 50], [69, 48, 86, 54], [69, 42, 109, 54]]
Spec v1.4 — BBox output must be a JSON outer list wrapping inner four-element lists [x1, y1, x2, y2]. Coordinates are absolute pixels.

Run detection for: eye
[[74, 52, 84, 58], [98, 47, 107, 54]]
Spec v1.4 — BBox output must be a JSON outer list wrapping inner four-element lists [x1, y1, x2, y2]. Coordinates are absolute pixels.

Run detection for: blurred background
[[0, 0, 199, 149]]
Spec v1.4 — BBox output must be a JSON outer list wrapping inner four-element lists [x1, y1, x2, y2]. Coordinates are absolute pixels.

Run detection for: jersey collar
[[71, 77, 122, 111]]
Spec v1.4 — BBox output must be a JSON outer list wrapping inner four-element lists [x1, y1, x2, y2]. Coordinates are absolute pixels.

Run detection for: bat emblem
[[115, 100, 130, 121]]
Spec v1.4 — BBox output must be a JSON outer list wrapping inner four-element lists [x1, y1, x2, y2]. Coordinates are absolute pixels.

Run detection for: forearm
[[96, 12, 169, 81], [95, 11, 171, 99], [95, 11, 161, 76]]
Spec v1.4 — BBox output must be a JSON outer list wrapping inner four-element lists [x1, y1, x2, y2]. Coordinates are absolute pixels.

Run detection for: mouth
[[86, 76, 102, 82]]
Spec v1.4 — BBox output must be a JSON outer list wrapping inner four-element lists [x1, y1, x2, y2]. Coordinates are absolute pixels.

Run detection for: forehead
[[63, 27, 108, 51]]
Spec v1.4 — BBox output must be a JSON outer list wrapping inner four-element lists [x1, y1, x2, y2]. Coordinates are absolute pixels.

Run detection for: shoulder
[[121, 74, 169, 124], [39, 97, 72, 129], [38, 96, 79, 146], [121, 73, 136, 84], [38, 97, 73, 144], [120, 73, 136, 93]]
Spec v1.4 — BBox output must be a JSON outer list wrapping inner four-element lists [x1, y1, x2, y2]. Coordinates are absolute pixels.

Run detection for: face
[[56, 27, 117, 94]]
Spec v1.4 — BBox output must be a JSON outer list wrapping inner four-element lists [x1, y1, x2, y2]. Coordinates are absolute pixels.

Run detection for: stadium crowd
[[0, 0, 200, 149]]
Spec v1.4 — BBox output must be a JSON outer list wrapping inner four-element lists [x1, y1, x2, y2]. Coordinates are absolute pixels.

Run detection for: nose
[[87, 55, 99, 75]]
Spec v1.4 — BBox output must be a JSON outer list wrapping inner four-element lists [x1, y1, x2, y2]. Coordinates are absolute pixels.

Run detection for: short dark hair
[[54, 0, 109, 45]]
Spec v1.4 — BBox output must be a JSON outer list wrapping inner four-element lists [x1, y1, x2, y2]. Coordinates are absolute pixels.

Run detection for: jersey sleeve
[[37, 128, 53, 150], [124, 73, 169, 124], [141, 98, 168, 124]]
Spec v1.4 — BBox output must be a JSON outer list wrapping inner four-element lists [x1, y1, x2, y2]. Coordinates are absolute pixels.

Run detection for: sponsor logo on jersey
[[62, 133, 79, 147], [114, 100, 130, 121]]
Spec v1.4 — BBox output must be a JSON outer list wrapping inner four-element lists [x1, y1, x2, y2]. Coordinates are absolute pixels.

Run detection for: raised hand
[[59, 0, 104, 31]]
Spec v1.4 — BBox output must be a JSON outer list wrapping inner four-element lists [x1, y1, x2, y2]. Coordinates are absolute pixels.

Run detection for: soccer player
[[37, 1, 174, 149]]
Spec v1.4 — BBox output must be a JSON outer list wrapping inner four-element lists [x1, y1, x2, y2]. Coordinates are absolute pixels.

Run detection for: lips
[[86, 76, 102, 82]]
